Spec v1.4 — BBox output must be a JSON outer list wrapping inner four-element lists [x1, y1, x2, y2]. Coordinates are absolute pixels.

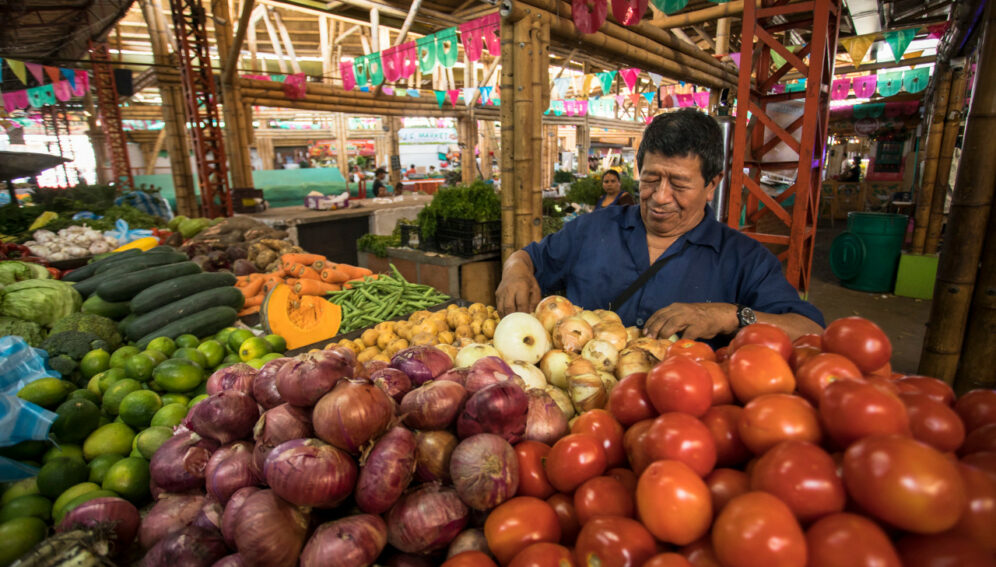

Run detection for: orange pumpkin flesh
[[262, 284, 342, 350]]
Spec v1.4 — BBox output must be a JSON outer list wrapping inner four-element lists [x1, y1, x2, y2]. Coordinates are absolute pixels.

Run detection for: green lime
[[173, 347, 208, 369], [161, 393, 189, 406], [260, 352, 283, 363], [1, 478, 39, 506], [118, 390, 162, 429], [175, 334, 200, 348], [101, 457, 150, 503], [196, 340, 225, 367], [42, 444, 84, 464], [0, 516, 47, 566], [109, 346, 141, 369], [102, 378, 142, 416], [51, 399, 101, 444], [215, 327, 238, 350], [82, 422, 136, 461], [150, 403, 188, 428], [125, 352, 159, 382], [188, 394, 209, 408], [0, 494, 51, 523], [87, 374, 102, 397], [134, 426, 173, 460], [245, 358, 266, 370], [50, 482, 99, 523], [97, 367, 128, 395], [144, 349, 169, 366], [67, 388, 100, 405], [0, 441, 47, 463], [263, 334, 287, 353], [227, 329, 255, 354], [79, 349, 111, 379], [97, 415, 111, 427], [87, 454, 124, 485], [153, 359, 205, 393], [238, 337, 272, 362], [222, 353, 241, 365], [57, 490, 116, 524], [146, 336, 177, 357], [36, 457, 90, 499], [17, 378, 74, 409]]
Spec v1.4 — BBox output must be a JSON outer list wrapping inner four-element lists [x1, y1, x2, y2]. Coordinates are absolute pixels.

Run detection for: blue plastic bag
[[72, 211, 101, 220], [0, 336, 59, 481], [0, 335, 60, 396], [115, 190, 174, 221], [103, 218, 154, 245]]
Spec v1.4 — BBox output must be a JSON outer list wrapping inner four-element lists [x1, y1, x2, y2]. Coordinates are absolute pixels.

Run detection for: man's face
[[638, 151, 720, 238]]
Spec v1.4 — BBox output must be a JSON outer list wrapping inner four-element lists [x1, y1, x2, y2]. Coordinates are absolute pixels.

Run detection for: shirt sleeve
[[737, 245, 826, 327], [617, 192, 636, 206], [524, 214, 587, 295]]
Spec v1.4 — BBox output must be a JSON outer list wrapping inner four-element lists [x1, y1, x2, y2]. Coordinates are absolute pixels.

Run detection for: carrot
[[238, 305, 261, 317], [240, 277, 265, 298], [320, 266, 351, 284], [243, 294, 264, 307], [281, 253, 326, 266], [337, 264, 374, 280], [311, 259, 326, 272], [298, 266, 322, 280], [294, 279, 341, 296]]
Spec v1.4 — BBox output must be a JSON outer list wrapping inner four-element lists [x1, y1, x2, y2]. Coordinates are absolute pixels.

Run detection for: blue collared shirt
[[525, 205, 825, 341]]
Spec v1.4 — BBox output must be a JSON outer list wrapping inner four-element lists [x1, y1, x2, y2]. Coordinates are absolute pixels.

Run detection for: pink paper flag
[[619, 67, 640, 90], [44, 66, 61, 83], [340, 61, 356, 91], [53, 80, 73, 101], [614, 94, 625, 105], [459, 14, 489, 62], [645, 115, 654, 124], [852, 75, 877, 98], [564, 100, 577, 116], [676, 93, 693, 107], [629, 92, 641, 106], [771, 84, 786, 94], [481, 13, 501, 56], [72, 70, 89, 96], [693, 91, 710, 108], [578, 100, 588, 115], [902, 101, 920, 116], [831, 78, 851, 100], [3, 89, 29, 110], [25, 62, 45, 84], [383, 86, 395, 95], [282, 73, 307, 100], [381, 45, 402, 82], [883, 102, 903, 119], [729, 52, 741, 68], [447, 89, 460, 106], [396, 42, 418, 79], [927, 22, 949, 40]]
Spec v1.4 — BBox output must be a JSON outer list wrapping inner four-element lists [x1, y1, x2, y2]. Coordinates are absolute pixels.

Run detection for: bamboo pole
[[223, 0, 256, 83], [261, 8, 289, 73], [335, 113, 349, 177], [912, 65, 951, 254], [271, 8, 302, 74], [370, 8, 380, 52], [319, 16, 331, 83], [500, 13, 516, 261], [919, 0, 996, 384], [388, 116, 401, 188], [531, 19, 549, 244], [925, 68, 968, 254], [480, 120, 493, 179], [956, 197, 996, 392], [460, 116, 477, 184], [651, 0, 751, 28], [146, 129, 167, 175], [212, 0, 255, 190], [82, 93, 111, 185], [395, 0, 422, 44], [248, 8, 260, 72], [513, 17, 535, 250]]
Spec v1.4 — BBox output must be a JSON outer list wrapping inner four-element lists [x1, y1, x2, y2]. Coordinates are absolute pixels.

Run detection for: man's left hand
[[643, 302, 738, 341]]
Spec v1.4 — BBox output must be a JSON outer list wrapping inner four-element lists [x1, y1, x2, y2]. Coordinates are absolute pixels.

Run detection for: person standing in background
[[596, 170, 636, 209]]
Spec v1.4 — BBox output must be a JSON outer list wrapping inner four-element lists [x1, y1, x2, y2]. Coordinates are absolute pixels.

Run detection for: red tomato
[[712, 491, 807, 567], [705, 468, 750, 513], [788, 346, 821, 373], [821, 317, 892, 374], [605, 467, 637, 495], [819, 379, 911, 448], [623, 419, 655, 475], [645, 356, 713, 418], [544, 433, 607, 493], [700, 360, 733, 405], [644, 412, 717, 477], [804, 513, 901, 567], [636, 460, 712, 545], [899, 392, 966, 453], [896, 534, 996, 567], [607, 373, 657, 427], [701, 405, 752, 467], [714, 346, 730, 363], [738, 394, 822, 455], [962, 451, 996, 483], [727, 343, 796, 403], [729, 322, 793, 361], [793, 333, 822, 349], [843, 435, 967, 534], [795, 353, 863, 404], [749, 441, 846, 523], [515, 441, 555, 499], [951, 463, 996, 552], [574, 516, 657, 567], [570, 409, 626, 468], [508, 542, 576, 567], [484, 497, 562, 565], [865, 361, 892, 379], [442, 551, 499, 567], [573, 475, 634, 524], [679, 538, 722, 567], [894, 375, 955, 406], [546, 493, 579, 546], [644, 554, 694, 567], [668, 339, 716, 362], [961, 423, 996, 456], [955, 389, 996, 433]]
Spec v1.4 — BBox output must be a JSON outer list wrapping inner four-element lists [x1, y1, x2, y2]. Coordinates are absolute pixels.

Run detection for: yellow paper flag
[[840, 35, 874, 68], [6, 59, 27, 85]]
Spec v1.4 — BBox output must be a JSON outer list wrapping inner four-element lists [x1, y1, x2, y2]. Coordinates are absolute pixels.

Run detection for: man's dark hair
[[637, 108, 724, 183], [601, 169, 621, 182], [375, 167, 387, 176]]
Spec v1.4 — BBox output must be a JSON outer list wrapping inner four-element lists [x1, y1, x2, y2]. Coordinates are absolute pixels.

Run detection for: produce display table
[[400, 179, 446, 194], [357, 246, 500, 306]]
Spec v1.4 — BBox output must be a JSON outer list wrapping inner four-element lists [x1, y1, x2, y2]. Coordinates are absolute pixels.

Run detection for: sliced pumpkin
[[262, 283, 342, 350]]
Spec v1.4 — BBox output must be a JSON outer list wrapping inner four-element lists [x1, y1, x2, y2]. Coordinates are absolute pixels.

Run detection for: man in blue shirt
[[495, 109, 824, 343]]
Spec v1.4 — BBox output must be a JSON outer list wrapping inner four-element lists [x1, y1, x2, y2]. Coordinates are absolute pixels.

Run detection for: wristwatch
[[735, 304, 757, 328]]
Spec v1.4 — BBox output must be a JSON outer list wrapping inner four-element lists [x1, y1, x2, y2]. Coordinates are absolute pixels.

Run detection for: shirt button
[[636, 318, 644, 326]]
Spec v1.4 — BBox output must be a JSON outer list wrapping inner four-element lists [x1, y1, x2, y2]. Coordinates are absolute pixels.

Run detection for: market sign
[[398, 128, 458, 145]]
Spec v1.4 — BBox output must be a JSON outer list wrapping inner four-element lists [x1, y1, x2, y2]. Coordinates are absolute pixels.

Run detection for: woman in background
[[595, 170, 636, 209]]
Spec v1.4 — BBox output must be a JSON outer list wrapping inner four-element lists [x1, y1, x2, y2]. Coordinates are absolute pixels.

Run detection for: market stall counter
[[357, 246, 500, 307]]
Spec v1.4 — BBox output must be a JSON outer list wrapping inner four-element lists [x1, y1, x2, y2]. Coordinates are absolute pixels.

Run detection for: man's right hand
[[496, 250, 542, 316]]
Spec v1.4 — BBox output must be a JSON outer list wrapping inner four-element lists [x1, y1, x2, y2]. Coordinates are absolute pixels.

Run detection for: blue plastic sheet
[[103, 218, 154, 245], [0, 337, 61, 481]]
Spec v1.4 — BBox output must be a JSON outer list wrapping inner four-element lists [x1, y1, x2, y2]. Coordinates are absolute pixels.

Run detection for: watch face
[[739, 306, 757, 326]]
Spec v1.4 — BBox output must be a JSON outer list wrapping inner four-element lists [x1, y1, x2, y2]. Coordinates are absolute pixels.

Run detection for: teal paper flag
[[352, 57, 370, 88], [883, 28, 916, 63], [903, 67, 929, 94], [27, 84, 56, 108], [434, 90, 446, 108], [652, 0, 688, 14], [642, 92, 656, 104], [363, 53, 384, 86], [877, 71, 903, 97], [417, 35, 438, 73], [435, 28, 459, 69], [597, 71, 616, 95]]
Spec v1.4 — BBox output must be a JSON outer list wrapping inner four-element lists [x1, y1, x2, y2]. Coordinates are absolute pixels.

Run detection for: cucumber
[[94, 251, 187, 275], [130, 272, 237, 315], [71, 262, 153, 298], [125, 287, 245, 341], [147, 245, 177, 253], [135, 306, 240, 349], [81, 295, 131, 320], [61, 249, 142, 283], [95, 261, 202, 303]]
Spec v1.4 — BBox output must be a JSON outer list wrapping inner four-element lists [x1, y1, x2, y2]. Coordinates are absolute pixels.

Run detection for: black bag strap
[[608, 240, 690, 312]]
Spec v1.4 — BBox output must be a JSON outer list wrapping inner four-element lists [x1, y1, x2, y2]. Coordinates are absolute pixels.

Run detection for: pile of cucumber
[[67, 247, 244, 348]]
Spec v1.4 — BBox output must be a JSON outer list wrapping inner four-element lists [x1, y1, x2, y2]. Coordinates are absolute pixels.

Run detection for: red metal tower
[[727, 0, 842, 293], [89, 41, 134, 190], [40, 104, 79, 187], [169, 0, 232, 217]]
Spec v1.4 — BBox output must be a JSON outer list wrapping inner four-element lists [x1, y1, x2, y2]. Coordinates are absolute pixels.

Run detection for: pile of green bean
[[326, 264, 450, 333]]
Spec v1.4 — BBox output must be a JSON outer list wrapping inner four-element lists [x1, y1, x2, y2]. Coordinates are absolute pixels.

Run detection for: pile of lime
[[0, 328, 287, 563]]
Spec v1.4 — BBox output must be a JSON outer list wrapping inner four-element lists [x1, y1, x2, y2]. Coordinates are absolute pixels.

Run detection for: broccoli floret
[[48, 354, 79, 377], [0, 316, 47, 346], [49, 312, 122, 350], [41, 330, 106, 360]]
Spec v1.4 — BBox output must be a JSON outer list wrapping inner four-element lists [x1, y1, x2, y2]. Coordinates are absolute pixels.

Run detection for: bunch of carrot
[[234, 252, 374, 317]]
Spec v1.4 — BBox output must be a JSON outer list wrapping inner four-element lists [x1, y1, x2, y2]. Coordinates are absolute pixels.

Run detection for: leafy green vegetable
[[0, 279, 82, 327], [0, 261, 50, 286], [49, 313, 122, 350], [0, 316, 47, 346], [357, 234, 400, 257], [41, 331, 108, 361], [416, 181, 501, 239], [565, 174, 637, 206], [554, 170, 575, 184]]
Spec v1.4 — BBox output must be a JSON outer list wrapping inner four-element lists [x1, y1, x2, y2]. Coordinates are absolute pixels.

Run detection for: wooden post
[[223, 0, 256, 83], [513, 17, 533, 249], [388, 116, 401, 189], [146, 129, 167, 175], [271, 9, 302, 74], [919, 0, 996, 384], [261, 7, 289, 73], [460, 115, 477, 185], [335, 113, 350, 177], [256, 136, 274, 170], [912, 65, 951, 254], [480, 120, 493, 179], [82, 93, 111, 185], [925, 67, 968, 254], [248, 7, 260, 72], [956, 197, 996, 392], [212, 0, 255, 190], [500, 12, 517, 261], [319, 16, 331, 83]]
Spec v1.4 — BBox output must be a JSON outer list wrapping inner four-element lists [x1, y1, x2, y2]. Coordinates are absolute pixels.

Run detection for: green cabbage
[[0, 261, 50, 286], [0, 279, 82, 327]]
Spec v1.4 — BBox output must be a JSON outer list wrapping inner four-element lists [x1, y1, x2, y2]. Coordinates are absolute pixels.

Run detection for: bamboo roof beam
[[223, 0, 256, 82], [651, 0, 755, 28], [260, 7, 289, 72], [271, 8, 303, 73], [395, 0, 422, 44]]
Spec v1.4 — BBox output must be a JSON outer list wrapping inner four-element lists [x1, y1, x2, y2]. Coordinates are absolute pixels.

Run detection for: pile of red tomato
[[442, 316, 996, 567]]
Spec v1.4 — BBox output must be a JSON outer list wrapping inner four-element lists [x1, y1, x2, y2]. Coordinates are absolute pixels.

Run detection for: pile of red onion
[[136, 344, 571, 566]]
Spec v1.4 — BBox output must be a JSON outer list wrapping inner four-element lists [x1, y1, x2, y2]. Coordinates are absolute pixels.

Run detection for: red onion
[[186, 391, 260, 444], [450, 434, 519, 511], [213, 555, 246, 567], [140, 493, 207, 549], [313, 379, 395, 453], [524, 390, 570, 445], [142, 526, 228, 567], [151, 431, 220, 492], [436, 368, 470, 387], [300, 514, 388, 567], [264, 438, 357, 508], [251, 403, 313, 477], [277, 348, 356, 407], [464, 356, 516, 393], [253, 358, 292, 409], [192, 498, 224, 532], [386, 484, 469, 554], [221, 486, 260, 549], [206, 442, 260, 504], [371, 368, 413, 402], [447, 529, 490, 558], [58, 497, 140, 553], [456, 382, 529, 443], [232, 490, 309, 567], [391, 346, 453, 385], [400, 381, 468, 430], [356, 427, 416, 514], [415, 430, 459, 483], [365, 360, 390, 375], [207, 363, 257, 396]]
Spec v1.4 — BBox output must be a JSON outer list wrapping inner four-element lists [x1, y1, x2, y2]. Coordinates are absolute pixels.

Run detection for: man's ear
[[705, 173, 723, 199]]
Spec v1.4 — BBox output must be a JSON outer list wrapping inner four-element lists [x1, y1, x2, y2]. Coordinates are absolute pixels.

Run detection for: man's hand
[[643, 302, 738, 340], [496, 250, 542, 316]]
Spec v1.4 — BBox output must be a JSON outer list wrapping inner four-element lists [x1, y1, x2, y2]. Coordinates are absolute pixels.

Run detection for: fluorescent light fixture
[[845, 0, 882, 35]]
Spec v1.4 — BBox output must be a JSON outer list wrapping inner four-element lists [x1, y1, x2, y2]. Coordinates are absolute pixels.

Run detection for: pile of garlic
[[25, 227, 119, 261]]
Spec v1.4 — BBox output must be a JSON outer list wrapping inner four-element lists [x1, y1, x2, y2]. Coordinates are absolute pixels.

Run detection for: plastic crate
[[399, 223, 422, 249], [435, 218, 501, 257]]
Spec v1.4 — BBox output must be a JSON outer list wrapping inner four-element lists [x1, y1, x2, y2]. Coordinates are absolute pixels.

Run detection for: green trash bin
[[830, 212, 908, 293]]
